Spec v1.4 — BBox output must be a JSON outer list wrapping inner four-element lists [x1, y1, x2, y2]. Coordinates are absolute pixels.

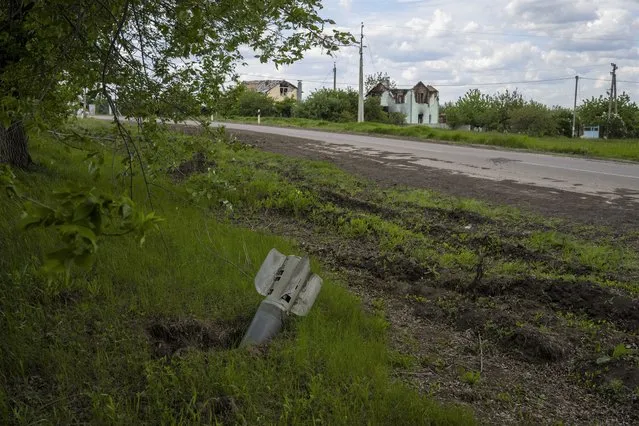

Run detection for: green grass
[[223, 116, 639, 162], [460, 371, 481, 387], [527, 231, 638, 275], [0, 129, 474, 424]]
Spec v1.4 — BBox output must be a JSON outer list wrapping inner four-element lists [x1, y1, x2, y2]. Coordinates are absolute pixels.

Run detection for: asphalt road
[[212, 122, 639, 203]]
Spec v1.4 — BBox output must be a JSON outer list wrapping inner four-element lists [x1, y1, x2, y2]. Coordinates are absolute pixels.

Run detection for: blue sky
[[238, 0, 639, 107]]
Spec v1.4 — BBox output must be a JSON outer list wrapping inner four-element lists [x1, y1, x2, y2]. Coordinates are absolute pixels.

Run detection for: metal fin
[[290, 274, 323, 316], [278, 256, 311, 310], [254, 248, 286, 296]]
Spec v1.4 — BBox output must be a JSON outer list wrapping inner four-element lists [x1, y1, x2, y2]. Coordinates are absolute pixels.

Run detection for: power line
[[401, 77, 574, 88], [319, 68, 334, 86], [364, 36, 379, 76], [239, 73, 576, 88], [240, 73, 355, 86], [581, 77, 639, 84]]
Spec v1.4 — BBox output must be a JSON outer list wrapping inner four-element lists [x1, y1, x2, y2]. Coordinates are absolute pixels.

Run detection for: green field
[[223, 116, 639, 162]]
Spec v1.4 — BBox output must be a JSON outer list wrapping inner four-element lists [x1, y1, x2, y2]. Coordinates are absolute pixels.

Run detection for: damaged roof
[[413, 81, 439, 92], [366, 81, 439, 97], [243, 80, 297, 93]]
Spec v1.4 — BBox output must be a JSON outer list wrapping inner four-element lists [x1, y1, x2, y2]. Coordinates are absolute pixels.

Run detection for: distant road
[[92, 116, 639, 203], [211, 122, 639, 203]]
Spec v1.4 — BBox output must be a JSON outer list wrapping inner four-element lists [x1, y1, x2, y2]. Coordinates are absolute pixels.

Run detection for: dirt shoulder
[[228, 129, 638, 234]]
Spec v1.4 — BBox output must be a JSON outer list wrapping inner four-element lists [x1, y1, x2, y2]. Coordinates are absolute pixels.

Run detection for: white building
[[367, 81, 440, 125]]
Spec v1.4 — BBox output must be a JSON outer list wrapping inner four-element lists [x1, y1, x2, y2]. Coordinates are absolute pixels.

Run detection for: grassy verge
[[0, 125, 473, 424], [222, 116, 639, 162]]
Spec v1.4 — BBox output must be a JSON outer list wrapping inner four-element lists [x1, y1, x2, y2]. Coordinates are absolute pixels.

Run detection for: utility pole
[[612, 63, 618, 114], [607, 63, 618, 138], [357, 22, 364, 123], [572, 75, 579, 138], [297, 80, 302, 102], [333, 62, 337, 91]]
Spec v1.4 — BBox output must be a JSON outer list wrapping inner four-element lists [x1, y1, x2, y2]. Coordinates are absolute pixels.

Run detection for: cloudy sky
[[237, 0, 639, 107]]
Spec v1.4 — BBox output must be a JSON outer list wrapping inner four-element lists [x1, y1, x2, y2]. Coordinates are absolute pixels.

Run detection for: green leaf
[[58, 224, 98, 251], [73, 200, 97, 223], [74, 252, 96, 269], [43, 248, 74, 274], [19, 202, 56, 230]]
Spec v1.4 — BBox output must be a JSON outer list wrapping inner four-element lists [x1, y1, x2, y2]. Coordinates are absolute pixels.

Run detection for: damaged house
[[366, 81, 439, 125], [243, 80, 298, 102]]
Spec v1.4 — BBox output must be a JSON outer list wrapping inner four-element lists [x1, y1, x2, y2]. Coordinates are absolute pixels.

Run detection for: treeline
[[443, 89, 639, 138], [212, 85, 405, 124]]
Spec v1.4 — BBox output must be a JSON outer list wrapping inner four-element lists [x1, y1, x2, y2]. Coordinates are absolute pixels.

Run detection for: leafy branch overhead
[[1, 165, 162, 282], [1, 0, 355, 130]]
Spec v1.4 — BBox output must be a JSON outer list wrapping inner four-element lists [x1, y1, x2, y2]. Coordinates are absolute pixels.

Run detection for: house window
[[280, 85, 289, 96], [396, 93, 405, 104], [416, 92, 429, 104]]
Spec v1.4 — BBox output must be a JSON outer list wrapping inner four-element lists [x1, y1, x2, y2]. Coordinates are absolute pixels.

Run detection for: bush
[[388, 112, 406, 125], [275, 97, 297, 118], [295, 89, 358, 122], [508, 103, 557, 137], [364, 96, 388, 123], [236, 90, 276, 117]]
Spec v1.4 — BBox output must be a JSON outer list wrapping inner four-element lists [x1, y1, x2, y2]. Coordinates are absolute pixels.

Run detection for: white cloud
[[426, 9, 452, 38], [338, 0, 352, 10], [236, 0, 639, 106], [505, 0, 597, 25]]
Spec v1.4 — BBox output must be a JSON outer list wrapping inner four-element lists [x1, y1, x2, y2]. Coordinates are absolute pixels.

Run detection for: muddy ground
[[225, 129, 639, 425]]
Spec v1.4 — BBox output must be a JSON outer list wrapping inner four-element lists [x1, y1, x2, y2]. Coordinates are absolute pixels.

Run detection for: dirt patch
[[578, 357, 639, 401], [433, 303, 571, 363], [146, 316, 250, 357], [505, 325, 569, 363], [469, 278, 639, 332], [317, 189, 392, 217], [497, 241, 560, 265], [339, 251, 433, 283]]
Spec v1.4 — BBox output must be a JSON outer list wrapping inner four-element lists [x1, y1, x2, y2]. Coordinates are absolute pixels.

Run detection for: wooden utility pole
[[357, 22, 364, 123], [608, 63, 618, 118], [333, 62, 337, 91], [572, 75, 579, 138], [607, 63, 618, 138], [612, 63, 618, 114]]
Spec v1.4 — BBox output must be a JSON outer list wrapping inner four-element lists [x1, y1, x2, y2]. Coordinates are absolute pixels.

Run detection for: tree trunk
[[0, 121, 31, 168]]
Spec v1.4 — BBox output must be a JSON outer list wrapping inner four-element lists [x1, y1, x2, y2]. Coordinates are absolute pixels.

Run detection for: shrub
[[388, 112, 406, 125], [236, 90, 277, 117]]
